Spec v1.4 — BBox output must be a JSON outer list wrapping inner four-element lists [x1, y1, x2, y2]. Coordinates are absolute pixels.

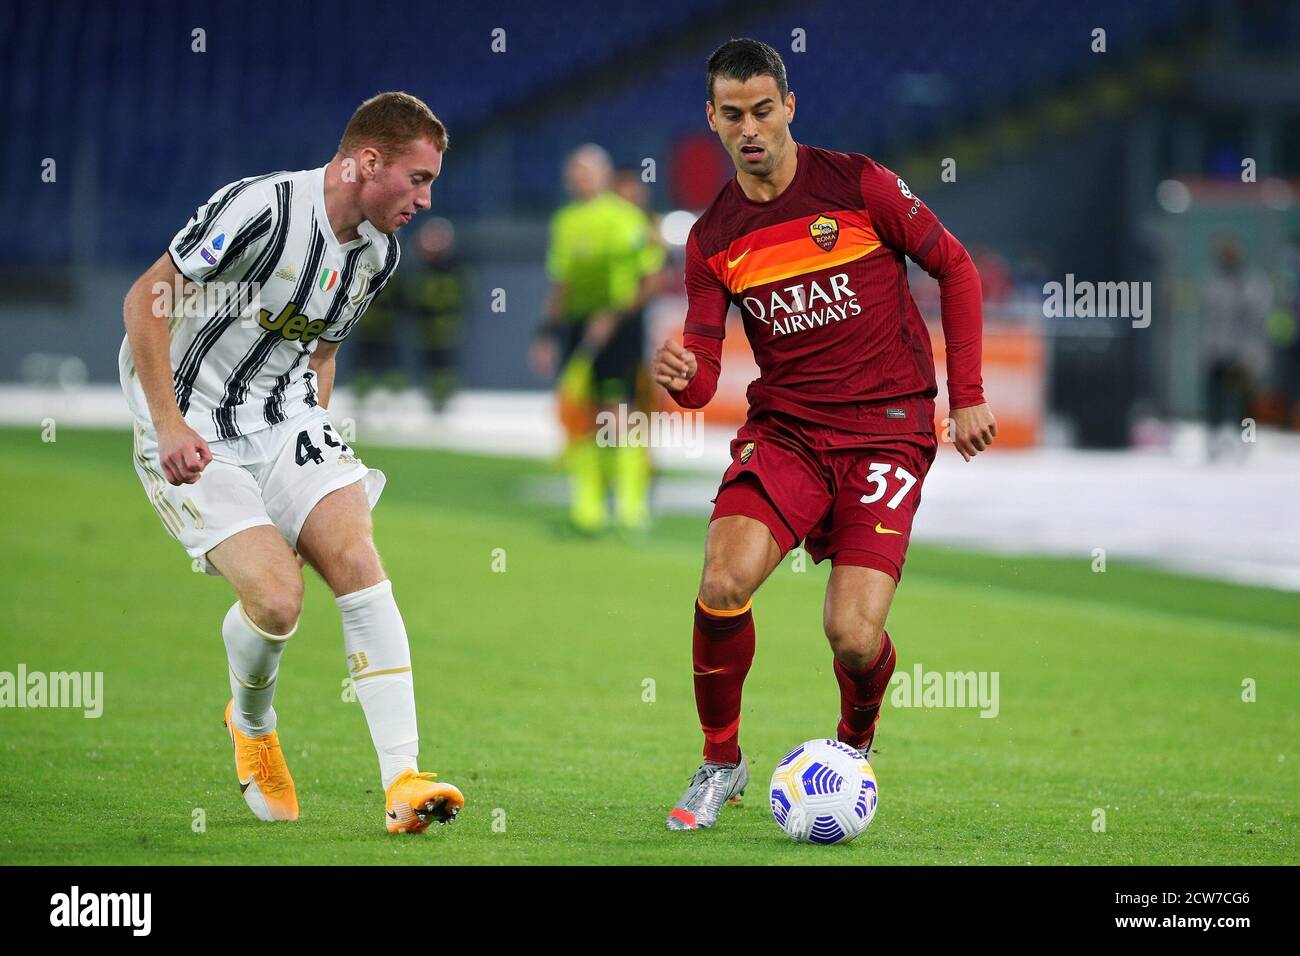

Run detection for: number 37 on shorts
[[858, 462, 917, 513], [802, 435, 937, 579]]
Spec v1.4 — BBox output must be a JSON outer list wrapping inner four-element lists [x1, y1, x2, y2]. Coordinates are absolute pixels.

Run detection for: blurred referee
[[531, 144, 664, 533]]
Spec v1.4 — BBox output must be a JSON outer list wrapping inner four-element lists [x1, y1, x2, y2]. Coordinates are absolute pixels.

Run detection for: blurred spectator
[[351, 268, 406, 397], [405, 218, 467, 412], [614, 169, 669, 296], [1200, 234, 1273, 456], [1270, 236, 1300, 429]]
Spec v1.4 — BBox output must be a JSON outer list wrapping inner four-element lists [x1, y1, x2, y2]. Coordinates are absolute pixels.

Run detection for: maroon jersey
[[671, 143, 984, 434]]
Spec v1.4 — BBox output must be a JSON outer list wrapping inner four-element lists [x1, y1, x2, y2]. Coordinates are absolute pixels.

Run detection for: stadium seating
[[0, 0, 1205, 262]]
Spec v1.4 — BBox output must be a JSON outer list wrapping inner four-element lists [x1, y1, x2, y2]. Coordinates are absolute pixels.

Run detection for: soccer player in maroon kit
[[655, 38, 997, 830]]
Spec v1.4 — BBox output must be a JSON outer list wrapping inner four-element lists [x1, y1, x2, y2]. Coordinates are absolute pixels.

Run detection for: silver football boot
[[665, 753, 750, 830]]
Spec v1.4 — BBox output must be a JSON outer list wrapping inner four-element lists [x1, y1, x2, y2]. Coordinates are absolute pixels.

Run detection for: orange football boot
[[223, 699, 299, 822], [384, 769, 464, 833]]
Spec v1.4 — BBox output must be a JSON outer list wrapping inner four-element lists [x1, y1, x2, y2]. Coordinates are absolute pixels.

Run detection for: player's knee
[[824, 612, 885, 670], [243, 597, 301, 637], [324, 540, 384, 594], [698, 564, 756, 612], [242, 576, 303, 637]]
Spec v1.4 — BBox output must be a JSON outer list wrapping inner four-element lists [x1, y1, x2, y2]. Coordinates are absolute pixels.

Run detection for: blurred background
[[2, 0, 1298, 587]]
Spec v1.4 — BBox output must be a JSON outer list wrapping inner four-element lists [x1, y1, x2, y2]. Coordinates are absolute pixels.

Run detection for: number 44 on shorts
[[860, 462, 916, 509], [295, 423, 350, 467]]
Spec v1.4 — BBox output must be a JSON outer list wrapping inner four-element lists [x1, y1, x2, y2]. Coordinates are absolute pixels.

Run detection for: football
[[769, 739, 878, 844]]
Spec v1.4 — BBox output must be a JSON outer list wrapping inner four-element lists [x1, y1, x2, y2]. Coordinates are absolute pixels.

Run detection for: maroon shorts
[[709, 413, 938, 581]]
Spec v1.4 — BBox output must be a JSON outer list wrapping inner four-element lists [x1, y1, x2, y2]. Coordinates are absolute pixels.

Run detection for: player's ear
[[358, 146, 380, 180], [785, 91, 796, 123], [705, 100, 717, 132]]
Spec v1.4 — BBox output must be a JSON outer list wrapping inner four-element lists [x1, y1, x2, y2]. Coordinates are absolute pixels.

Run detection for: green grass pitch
[[0, 426, 1296, 865]]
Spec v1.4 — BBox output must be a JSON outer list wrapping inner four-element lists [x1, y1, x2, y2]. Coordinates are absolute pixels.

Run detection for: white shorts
[[131, 405, 386, 576]]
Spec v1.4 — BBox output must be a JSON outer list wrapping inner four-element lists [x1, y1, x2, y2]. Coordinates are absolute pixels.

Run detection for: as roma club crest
[[809, 214, 839, 252], [739, 441, 756, 464]]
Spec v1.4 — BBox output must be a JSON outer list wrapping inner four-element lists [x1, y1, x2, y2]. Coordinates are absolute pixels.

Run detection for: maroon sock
[[693, 598, 755, 765], [834, 630, 896, 751]]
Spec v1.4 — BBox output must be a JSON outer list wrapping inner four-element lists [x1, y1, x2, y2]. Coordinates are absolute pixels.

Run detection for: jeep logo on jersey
[[809, 214, 839, 252], [257, 302, 328, 343], [740, 272, 862, 336]]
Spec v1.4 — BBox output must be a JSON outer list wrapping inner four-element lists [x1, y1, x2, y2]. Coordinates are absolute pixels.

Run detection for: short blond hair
[[339, 91, 448, 158]]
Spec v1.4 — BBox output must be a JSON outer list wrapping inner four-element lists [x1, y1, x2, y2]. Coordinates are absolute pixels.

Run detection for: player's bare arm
[[308, 339, 340, 409], [652, 338, 697, 392], [122, 252, 212, 485]]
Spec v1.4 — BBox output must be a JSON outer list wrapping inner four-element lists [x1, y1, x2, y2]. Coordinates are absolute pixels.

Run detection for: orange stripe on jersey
[[708, 209, 882, 295]]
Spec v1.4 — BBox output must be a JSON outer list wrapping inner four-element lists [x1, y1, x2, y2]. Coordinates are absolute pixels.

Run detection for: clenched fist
[[157, 418, 213, 485], [652, 338, 697, 393], [950, 403, 997, 461]]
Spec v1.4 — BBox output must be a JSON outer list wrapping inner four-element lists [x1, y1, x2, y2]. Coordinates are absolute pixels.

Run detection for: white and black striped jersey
[[119, 166, 399, 441]]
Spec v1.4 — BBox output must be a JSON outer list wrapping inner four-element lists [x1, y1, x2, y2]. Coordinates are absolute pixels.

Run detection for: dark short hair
[[706, 38, 788, 102]]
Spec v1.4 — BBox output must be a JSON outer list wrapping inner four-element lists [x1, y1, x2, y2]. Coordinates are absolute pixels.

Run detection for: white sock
[[222, 602, 294, 737], [336, 579, 419, 789]]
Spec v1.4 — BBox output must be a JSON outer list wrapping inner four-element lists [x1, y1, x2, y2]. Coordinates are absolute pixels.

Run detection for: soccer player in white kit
[[120, 92, 463, 833]]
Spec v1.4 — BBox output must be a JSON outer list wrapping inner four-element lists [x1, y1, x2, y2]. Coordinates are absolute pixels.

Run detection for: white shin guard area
[[336, 579, 420, 789], [222, 602, 294, 737]]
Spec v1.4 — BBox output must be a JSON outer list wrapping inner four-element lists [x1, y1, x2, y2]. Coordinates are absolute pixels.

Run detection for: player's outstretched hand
[[157, 419, 213, 485], [950, 403, 997, 461], [652, 338, 697, 393]]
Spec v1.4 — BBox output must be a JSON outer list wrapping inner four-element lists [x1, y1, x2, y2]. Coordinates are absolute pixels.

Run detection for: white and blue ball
[[769, 739, 878, 844]]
